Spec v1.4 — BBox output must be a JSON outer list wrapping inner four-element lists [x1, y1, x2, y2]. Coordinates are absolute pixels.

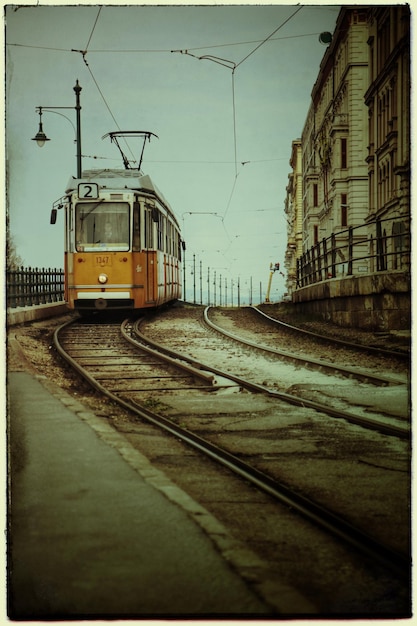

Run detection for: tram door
[[143, 203, 157, 304], [146, 252, 156, 303]]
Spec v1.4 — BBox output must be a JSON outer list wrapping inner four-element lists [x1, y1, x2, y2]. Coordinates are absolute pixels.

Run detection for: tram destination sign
[[78, 183, 99, 199]]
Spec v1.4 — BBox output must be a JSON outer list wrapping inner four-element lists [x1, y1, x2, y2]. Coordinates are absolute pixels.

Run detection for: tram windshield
[[75, 202, 130, 251]]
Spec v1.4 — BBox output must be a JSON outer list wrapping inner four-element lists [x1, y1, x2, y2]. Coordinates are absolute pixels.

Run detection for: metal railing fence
[[7, 266, 64, 308], [297, 216, 410, 288]]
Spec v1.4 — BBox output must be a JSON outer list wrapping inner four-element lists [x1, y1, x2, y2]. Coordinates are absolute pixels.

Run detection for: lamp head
[[32, 127, 50, 147], [32, 108, 50, 147]]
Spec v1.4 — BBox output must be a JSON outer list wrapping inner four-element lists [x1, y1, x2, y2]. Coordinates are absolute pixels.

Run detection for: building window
[[341, 194, 348, 226], [341, 138, 347, 169], [314, 225, 319, 244], [369, 170, 374, 212], [313, 183, 318, 207], [368, 107, 374, 155]]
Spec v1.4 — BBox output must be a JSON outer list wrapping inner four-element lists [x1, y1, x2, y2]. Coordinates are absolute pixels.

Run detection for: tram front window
[[76, 203, 130, 251]]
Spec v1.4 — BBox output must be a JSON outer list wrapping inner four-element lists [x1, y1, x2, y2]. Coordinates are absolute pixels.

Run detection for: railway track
[[204, 307, 405, 387], [54, 314, 410, 587], [55, 319, 218, 395], [139, 308, 409, 439], [253, 306, 410, 361]]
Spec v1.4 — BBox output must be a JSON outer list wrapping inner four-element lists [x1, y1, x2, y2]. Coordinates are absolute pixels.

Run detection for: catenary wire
[[236, 5, 304, 68], [181, 31, 329, 52], [181, 6, 305, 220], [80, 53, 137, 166], [75, 7, 138, 167], [7, 31, 326, 54], [84, 6, 102, 51], [9, 8, 307, 185]]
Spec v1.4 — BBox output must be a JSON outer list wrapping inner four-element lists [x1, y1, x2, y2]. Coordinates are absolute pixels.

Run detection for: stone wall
[[292, 271, 410, 330]]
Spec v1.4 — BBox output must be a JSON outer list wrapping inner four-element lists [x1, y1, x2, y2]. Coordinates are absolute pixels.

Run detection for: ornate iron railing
[[7, 266, 65, 308], [296, 216, 410, 288]]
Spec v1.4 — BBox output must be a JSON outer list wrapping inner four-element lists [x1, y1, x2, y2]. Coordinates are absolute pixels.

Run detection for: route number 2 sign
[[78, 183, 99, 199]]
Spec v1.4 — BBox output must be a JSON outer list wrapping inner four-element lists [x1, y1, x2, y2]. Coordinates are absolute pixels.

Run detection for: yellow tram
[[52, 166, 183, 313]]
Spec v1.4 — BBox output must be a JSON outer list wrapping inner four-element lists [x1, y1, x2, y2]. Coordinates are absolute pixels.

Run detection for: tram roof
[[66, 169, 174, 216]]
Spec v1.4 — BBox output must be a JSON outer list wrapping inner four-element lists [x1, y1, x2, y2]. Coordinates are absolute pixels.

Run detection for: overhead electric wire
[[171, 6, 304, 221], [81, 58, 137, 166], [8, 7, 308, 183], [232, 70, 238, 178], [235, 5, 304, 68], [84, 6, 102, 51], [81, 56, 117, 129], [7, 29, 323, 54], [7, 43, 73, 51], [145, 157, 287, 164], [172, 6, 305, 183], [182, 31, 328, 52], [76, 7, 138, 166]]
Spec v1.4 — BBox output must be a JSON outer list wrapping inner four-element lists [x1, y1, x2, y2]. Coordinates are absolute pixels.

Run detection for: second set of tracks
[[53, 305, 411, 591]]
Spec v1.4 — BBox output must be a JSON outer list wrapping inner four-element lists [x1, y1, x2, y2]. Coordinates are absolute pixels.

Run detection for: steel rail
[[53, 317, 410, 581], [252, 306, 410, 361], [205, 307, 404, 387], [133, 317, 409, 440], [121, 318, 218, 386]]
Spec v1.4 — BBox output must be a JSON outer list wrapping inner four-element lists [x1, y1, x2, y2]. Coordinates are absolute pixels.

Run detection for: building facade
[[303, 7, 370, 282], [284, 5, 410, 297], [284, 139, 302, 296], [364, 5, 410, 272]]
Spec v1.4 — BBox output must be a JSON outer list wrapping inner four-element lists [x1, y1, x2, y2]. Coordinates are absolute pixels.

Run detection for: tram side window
[[166, 220, 173, 255], [157, 213, 165, 251], [171, 223, 175, 256], [172, 229, 178, 259], [75, 202, 130, 251], [144, 208, 154, 249], [133, 202, 140, 251]]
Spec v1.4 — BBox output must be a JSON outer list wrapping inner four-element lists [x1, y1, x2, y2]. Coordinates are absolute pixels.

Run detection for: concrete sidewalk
[[8, 371, 273, 620], [7, 302, 68, 326]]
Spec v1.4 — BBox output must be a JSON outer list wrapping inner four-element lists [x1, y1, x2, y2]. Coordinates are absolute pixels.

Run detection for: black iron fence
[[297, 216, 410, 288], [7, 266, 65, 308]]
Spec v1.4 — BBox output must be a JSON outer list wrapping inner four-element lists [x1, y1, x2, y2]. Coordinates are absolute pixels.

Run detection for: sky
[[5, 1, 340, 304]]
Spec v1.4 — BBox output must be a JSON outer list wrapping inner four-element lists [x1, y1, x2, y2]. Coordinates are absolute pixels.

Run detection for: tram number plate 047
[[95, 255, 112, 266]]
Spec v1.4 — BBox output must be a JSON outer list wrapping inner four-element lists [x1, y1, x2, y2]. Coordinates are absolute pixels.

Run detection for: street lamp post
[[183, 248, 186, 302], [207, 267, 210, 306], [200, 260, 203, 304], [74, 81, 82, 178], [193, 254, 196, 303], [32, 80, 82, 178]]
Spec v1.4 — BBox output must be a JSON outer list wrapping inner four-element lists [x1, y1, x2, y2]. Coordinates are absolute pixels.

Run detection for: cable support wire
[[10, 6, 306, 193], [82, 154, 120, 161], [84, 6, 102, 51], [79, 52, 137, 167], [235, 5, 303, 68], [222, 174, 239, 222], [72, 8, 138, 169], [173, 5, 304, 221], [180, 31, 328, 52], [9, 29, 323, 54], [232, 70, 237, 178]]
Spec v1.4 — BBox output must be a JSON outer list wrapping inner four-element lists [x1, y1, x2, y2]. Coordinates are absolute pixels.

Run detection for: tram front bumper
[[74, 292, 134, 310]]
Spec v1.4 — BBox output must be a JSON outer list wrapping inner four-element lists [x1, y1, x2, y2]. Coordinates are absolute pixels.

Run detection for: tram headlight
[[98, 273, 108, 284]]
